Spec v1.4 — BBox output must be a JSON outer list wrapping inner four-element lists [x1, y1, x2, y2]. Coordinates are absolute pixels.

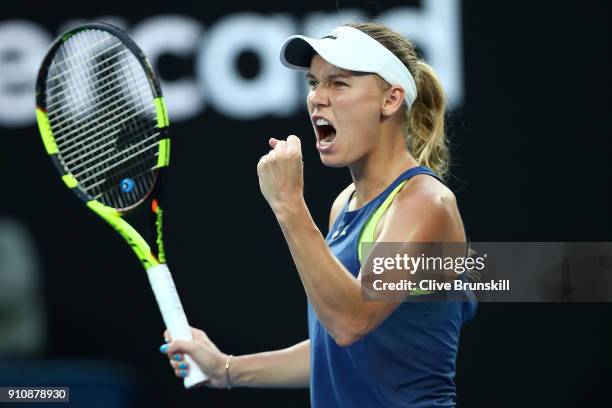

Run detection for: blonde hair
[[345, 22, 449, 179]]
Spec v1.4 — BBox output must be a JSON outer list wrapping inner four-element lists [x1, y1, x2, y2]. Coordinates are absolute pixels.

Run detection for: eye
[[308, 79, 319, 88], [334, 81, 348, 87]]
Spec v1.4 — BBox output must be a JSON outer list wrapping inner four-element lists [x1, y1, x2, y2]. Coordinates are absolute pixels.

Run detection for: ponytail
[[406, 61, 449, 179], [345, 22, 450, 180]]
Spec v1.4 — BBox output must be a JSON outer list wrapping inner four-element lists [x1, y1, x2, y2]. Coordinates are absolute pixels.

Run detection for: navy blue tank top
[[308, 166, 477, 407]]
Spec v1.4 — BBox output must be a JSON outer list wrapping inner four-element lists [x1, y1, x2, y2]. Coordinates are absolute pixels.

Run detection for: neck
[[348, 127, 419, 209]]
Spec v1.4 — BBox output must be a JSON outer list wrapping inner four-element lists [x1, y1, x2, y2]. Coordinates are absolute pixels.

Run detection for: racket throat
[[151, 198, 167, 263]]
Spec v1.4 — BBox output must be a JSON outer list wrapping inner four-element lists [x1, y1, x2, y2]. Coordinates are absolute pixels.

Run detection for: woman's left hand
[[257, 135, 304, 215]]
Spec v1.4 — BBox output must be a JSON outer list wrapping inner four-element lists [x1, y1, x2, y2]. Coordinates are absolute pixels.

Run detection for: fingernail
[[159, 344, 169, 353], [179, 363, 187, 369], [164, 337, 169, 343], [179, 369, 187, 377], [174, 354, 182, 361]]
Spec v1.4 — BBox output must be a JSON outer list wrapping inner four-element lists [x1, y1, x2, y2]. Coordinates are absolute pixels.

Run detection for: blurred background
[[1, 0, 610, 406]]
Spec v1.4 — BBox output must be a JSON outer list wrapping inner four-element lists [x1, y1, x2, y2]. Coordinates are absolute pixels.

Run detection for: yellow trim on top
[[61, 174, 78, 188], [36, 108, 58, 154], [154, 97, 170, 128], [157, 138, 170, 167]]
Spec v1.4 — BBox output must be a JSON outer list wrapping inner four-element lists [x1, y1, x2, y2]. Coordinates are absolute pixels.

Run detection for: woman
[[160, 22, 476, 407]]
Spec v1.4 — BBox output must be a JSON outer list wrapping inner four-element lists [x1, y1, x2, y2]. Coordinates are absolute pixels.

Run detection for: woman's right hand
[[160, 327, 229, 388]]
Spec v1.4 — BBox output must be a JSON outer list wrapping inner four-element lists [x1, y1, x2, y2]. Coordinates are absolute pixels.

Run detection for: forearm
[[230, 339, 310, 388], [275, 200, 368, 345]]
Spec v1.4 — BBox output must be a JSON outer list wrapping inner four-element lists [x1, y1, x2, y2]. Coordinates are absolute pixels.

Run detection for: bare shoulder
[[381, 174, 464, 242], [398, 174, 457, 211], [329, 183, 354, 231]]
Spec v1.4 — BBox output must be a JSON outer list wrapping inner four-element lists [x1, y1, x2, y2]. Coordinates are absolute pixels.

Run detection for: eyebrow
[[306, 72, 353, 81]]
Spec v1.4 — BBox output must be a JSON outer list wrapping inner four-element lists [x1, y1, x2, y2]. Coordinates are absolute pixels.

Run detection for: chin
[[319, 153, 347, 168]]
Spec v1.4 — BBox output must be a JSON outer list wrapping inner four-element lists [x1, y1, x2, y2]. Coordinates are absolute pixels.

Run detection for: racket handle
[[146, 264, 208, 388]]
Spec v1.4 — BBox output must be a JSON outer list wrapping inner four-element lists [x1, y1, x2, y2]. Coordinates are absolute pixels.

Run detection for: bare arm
[[275, 183, 463, 346], [163, 328, 310, 389], [230, 339, 310, 388], [257, 136, 464, 347]]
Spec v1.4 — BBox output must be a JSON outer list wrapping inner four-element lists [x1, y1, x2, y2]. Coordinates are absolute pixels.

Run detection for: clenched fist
[[257, 135, 304, 215]]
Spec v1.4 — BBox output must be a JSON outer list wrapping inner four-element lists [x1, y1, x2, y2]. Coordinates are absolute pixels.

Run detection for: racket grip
[[146, 264, 208, 388]]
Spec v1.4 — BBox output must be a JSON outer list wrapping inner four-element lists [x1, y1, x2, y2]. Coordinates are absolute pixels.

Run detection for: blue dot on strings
[[120, 178, 135, 193]]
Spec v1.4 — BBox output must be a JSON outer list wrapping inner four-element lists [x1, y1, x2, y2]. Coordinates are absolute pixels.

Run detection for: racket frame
[[35, 22, 207, 388]]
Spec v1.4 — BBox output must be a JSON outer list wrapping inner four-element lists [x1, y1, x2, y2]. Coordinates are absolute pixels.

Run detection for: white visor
[[280, 26, 417, 108]]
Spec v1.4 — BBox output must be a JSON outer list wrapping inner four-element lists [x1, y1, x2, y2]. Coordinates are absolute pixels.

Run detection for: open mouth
[[314, 117, 337, 147]]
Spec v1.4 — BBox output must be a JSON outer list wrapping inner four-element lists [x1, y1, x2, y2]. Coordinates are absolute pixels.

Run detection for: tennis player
[[161, 22, 477, 407]]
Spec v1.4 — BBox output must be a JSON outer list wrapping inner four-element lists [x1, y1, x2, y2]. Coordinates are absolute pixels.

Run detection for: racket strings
[[72, 132, 159, 177], [80, 141, 159, 187], [48, 37, 152, 147], [49, 32, 111, 113], [47, 47, 129, 98], [62, 120, 150, 168], [96, 39, 160, 206], [46, 49, 143, 121], [45, 28, 160, 210], [48, 74, 150, 130], [46, 35, 120, 82], [55, 99, 155, 154], [85, 154, 159, 205], [108, 50, 162, 206], [95, 164, 158, 208], [50, 30, 122, 167]]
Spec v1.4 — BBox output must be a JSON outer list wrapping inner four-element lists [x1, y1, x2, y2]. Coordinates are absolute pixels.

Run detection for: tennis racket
[[35, 22, 207, 388]]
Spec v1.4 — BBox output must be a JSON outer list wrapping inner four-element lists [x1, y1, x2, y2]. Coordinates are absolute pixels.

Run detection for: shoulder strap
[[357, 181, 406, 262], [357, 180, 433, 296]]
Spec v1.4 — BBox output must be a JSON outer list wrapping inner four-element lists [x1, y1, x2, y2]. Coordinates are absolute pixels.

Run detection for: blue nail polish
[[174, 354, 182, 361], [164, 337, 169, 343], [159, 344, 169, 353], [179, 369, 187, 377], [179, 363, 187, 369]]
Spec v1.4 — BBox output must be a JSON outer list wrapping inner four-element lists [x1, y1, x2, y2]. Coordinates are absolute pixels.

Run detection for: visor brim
[[280, 35, 318, 71]]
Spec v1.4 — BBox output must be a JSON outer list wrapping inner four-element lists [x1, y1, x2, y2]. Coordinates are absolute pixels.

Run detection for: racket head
[[35, 22, 170, 213]]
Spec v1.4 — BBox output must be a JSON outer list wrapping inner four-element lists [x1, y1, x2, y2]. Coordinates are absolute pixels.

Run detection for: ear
[[381, 85, 405, 118]]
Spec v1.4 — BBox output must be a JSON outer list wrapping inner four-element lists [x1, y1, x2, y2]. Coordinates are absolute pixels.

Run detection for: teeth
[[315, 118, 331, 126]]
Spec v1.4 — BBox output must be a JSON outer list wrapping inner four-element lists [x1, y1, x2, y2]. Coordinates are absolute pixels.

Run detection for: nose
[[308, 85, 330, 109]]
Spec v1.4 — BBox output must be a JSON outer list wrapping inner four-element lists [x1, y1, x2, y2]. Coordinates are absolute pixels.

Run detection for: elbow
[[329, 319, 371, 347], [333, 333, 361, 347]]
